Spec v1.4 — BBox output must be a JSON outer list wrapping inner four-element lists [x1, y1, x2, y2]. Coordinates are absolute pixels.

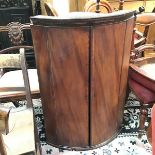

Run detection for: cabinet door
[[90, 17, 135, 145], [31, 25, 90, 147]]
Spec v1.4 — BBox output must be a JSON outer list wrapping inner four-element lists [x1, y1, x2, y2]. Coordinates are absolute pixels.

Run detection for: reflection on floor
[[33, 92, 152, 155]]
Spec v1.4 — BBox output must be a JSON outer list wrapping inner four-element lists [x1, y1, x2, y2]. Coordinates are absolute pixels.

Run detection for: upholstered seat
[[129, 62, 155, 93], [129, 78, 155, 104], [0, 69, 39, 100], [2, 107, 35, 155], [128, 45, 155, 138]]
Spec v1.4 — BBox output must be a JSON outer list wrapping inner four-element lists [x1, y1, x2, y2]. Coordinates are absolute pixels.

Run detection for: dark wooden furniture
[[0, 0, 33, 25], [31, 10, 135, 150], [128, 44, 155, 138], [0, 46, 41, 154], [0, 0, 36, 68], [0, 22, 36, 68]]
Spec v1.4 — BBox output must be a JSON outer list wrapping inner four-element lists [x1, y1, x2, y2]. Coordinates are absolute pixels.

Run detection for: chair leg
[[125, 83, 131, 101], [0, 133, 7, 155], [138, 106, 148, 138]]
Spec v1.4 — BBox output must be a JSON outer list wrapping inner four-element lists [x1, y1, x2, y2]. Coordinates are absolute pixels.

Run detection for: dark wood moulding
[[30, 10, 136, 26], [30, 10, 135, 150]]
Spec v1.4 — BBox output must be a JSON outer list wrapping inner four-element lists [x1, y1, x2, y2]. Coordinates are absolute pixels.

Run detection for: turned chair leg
[[138, 106, 148, 138], [0, 133, 7, 155]]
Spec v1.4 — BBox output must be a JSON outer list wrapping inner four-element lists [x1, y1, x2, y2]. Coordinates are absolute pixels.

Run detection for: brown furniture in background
[[0, 47, 41, 154], [128, 44, 155, 138], [0, 0, 36, 69], [0, 22, 36, 68], [0, 23, 40, 106], [31, 10, 135, 150], [134, 13, 155, 48]]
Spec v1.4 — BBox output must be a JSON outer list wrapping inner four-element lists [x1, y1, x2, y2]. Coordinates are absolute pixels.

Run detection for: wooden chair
[[146, 104, 155, 154], [134, 13, 155, 49], [84, 0, 112, 13], [0, 46, 40, 104], [44, 2, 58, 16], [0, 22, 40, 107], [0, 22, 35, 68], [128, 44, 155, 138], [0, 47, 41, 154]]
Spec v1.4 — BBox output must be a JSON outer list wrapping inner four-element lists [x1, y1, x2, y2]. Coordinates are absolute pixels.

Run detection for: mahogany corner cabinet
[[31, 10, 136, 150]]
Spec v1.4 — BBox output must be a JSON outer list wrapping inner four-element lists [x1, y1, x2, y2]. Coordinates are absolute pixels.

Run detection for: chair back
[[134, 13, 155, 49], [84, 0, 112, 13], [136, 13, 155, 37], [0, 22, 31, 48], [129, 44, 155, 82], [129, 44, 155, 105], [0, 22, 35, 68]]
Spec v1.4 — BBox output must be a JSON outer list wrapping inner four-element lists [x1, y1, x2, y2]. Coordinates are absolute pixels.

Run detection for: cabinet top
[[30, 10, 136, 27]]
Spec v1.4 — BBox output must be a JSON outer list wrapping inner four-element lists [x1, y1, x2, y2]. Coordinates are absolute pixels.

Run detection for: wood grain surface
[[31, 26, 89, 147], [90, 18, 135, 145], [31, 11, 135, 148]]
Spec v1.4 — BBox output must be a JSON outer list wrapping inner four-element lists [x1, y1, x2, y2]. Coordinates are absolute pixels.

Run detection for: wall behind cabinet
[[41, 0, 87, 15]]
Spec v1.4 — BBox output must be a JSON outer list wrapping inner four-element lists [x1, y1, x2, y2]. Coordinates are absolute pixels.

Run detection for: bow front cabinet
[[31, 11, 135, 150]]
